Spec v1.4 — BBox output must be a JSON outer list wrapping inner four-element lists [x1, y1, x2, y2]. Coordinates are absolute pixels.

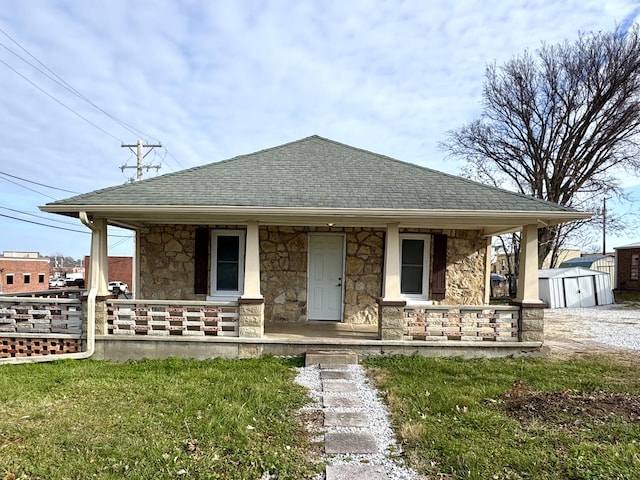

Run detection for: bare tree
[[443, 25, 640, 267]]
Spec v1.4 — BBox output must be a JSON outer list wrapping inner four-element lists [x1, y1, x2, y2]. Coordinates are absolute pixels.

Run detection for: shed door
[[308, 235, 344, 321], [563, 277, 596, 308], [578, 276, 596, 307]]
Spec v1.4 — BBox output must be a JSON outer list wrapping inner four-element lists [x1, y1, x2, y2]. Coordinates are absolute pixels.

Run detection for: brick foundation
[[0, 338, 81, 358]]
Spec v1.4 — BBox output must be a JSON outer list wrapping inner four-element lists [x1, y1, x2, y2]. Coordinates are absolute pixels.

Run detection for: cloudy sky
[[1, 0, 639, 260]]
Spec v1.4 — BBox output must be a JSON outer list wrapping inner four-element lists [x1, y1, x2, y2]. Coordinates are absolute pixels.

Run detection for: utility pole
[[121, 140, 162, 181]]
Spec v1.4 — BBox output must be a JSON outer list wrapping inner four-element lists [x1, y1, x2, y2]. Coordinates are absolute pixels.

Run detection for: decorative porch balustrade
[[404, 304, 519, 341], [0, 297, 83, 358], [106, 300, 240, 337], [0, 297, 83, 335]]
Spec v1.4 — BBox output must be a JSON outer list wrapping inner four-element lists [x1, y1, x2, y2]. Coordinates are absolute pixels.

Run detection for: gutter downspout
[[0, 211, 98, 365]]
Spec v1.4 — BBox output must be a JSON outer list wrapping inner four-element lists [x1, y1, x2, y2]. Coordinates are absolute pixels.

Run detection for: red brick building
[[615, 242, 640, 292], [84, 256, 133, 288], [0, 252, 50, 294]]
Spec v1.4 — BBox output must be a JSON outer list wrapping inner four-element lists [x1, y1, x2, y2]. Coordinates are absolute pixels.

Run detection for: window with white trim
[[632, 254, 639, 281], [400, 234, 431, 300], [6, 274, 14, 285], [209, 230, 245, 298], [23, 273, 31, 284]]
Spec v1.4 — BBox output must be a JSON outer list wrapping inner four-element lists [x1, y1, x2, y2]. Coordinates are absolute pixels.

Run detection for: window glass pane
[[217, 236, 239, 261], [217, 263, 239, 290], [24, 274, 30, 284], [6, 275, 13, 285], [401, 239, 424, 294], [216, 235, 240, 291]]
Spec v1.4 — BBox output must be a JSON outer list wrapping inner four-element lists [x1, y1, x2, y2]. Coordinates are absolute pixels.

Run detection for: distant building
[[558, 254, 615, 280], [0, 251, 50, 294], [493, 248, 581, 275], [84, 256, 133, 290], [615, 242, 640, 292]]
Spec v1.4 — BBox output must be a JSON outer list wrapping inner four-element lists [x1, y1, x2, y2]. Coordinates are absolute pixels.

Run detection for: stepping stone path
[[298, 351, 420, 480], [319, 363, 390, 480]]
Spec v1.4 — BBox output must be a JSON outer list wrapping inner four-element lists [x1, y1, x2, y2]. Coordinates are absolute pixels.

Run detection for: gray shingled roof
[[46, 135, 577, 213]]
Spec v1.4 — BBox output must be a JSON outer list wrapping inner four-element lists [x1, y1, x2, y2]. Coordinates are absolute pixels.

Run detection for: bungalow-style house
[[19, 135, 589, 361]]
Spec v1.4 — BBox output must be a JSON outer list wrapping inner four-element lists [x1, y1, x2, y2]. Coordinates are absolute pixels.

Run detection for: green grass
[[0, 357, 322, 480], [365, 355, 640, 480]]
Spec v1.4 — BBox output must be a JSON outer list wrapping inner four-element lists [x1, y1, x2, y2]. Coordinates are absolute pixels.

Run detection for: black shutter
[[194, 228, 209, 294], [431, 234, 447, 300]]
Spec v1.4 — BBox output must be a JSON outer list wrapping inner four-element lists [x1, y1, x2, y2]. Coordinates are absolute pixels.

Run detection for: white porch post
[[238, 221, 264, 341], [92, 217, 109, 296], [382, 223, 401, 300], [514, 223, 545, 343], [378, 223, 406, 341], [242, 221, 262, 299], [516, 223, 542, 303]]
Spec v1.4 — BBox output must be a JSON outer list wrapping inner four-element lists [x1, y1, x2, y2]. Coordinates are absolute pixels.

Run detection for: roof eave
[[40, 204, 592, 231]]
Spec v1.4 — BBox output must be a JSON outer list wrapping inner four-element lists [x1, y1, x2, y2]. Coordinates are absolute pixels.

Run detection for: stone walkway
[[297, 351, 420, 479]]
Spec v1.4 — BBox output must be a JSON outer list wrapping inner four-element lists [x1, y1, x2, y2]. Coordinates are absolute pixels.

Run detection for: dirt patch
[[501, 389, 640, 430]]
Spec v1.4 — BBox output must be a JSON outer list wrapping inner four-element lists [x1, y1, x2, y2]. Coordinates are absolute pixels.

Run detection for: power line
[[0, 175, 58, 200], [0, 27, 160, 144], [0, 170, 80, 194], [0, 212, 132, 237], [0, 57, 123, 143], [0, 205, 85, 227]]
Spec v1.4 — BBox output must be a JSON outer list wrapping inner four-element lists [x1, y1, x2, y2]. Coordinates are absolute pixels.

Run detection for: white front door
[[308, 234, 344, 321]]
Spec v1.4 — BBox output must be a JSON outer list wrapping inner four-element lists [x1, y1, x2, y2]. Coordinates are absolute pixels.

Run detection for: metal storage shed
[[538, 267, 614, 308]]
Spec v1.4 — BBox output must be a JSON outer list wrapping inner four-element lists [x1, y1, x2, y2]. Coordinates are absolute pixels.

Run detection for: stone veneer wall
[[441, 230, 487, 305], [400, 228, 487, 306], [138, 224, 486, 320], [138, 224, 203, 300], [259, 226, 383, 324], [260, 226, 308, 323]]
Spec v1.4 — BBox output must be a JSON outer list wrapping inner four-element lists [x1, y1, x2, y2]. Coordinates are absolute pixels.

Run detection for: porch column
[[90, 217, 109, 336], [378, 223, 406, 341], [239, 221, 264, 338], [513, 223, 545, 343], [382, 223, 401, 300], [92, 217, 109, 296], [516, 224, 541, 304]]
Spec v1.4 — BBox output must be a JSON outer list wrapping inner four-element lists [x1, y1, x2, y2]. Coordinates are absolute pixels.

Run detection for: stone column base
[[377, 299, 407, 340], [238, 297, 265, 338], [510, 300, 547, 342]]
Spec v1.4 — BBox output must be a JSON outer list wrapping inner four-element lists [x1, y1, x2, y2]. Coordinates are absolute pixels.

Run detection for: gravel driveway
[[544, 303, 640, 355]]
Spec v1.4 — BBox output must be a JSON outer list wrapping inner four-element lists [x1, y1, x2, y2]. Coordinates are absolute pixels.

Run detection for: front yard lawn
[[365, 354, 640, 480], [0, 357, 321, 480]]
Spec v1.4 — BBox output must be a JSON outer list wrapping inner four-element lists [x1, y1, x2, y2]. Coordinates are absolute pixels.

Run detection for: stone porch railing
[[0, 296, 83, 358], [378, 301, 523, 342], [106, 299, 240, 337]]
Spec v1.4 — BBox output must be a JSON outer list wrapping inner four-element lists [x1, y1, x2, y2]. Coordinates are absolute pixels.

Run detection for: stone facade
[[139, 224, 202, 300], [260, 226, 384, 324], [138, 224, 488, 325], [441, 230, 487, 305], [399, 228, 487, 306]]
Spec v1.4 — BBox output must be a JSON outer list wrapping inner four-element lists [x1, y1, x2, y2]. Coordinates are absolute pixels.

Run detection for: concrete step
[[305, 349, 358, 366]]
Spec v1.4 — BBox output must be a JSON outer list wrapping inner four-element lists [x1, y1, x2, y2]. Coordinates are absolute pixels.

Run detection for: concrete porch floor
[[264, 321, 379, 341]]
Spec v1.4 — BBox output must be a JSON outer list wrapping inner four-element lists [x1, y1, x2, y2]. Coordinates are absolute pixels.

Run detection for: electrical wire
[[0, 175, 58, 200], [0, 205, 85, 226], [0, 212, 132, 237], [0, 170, 80, 194], [0, 27, 160, 144], [0, 57, 123, 143]]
